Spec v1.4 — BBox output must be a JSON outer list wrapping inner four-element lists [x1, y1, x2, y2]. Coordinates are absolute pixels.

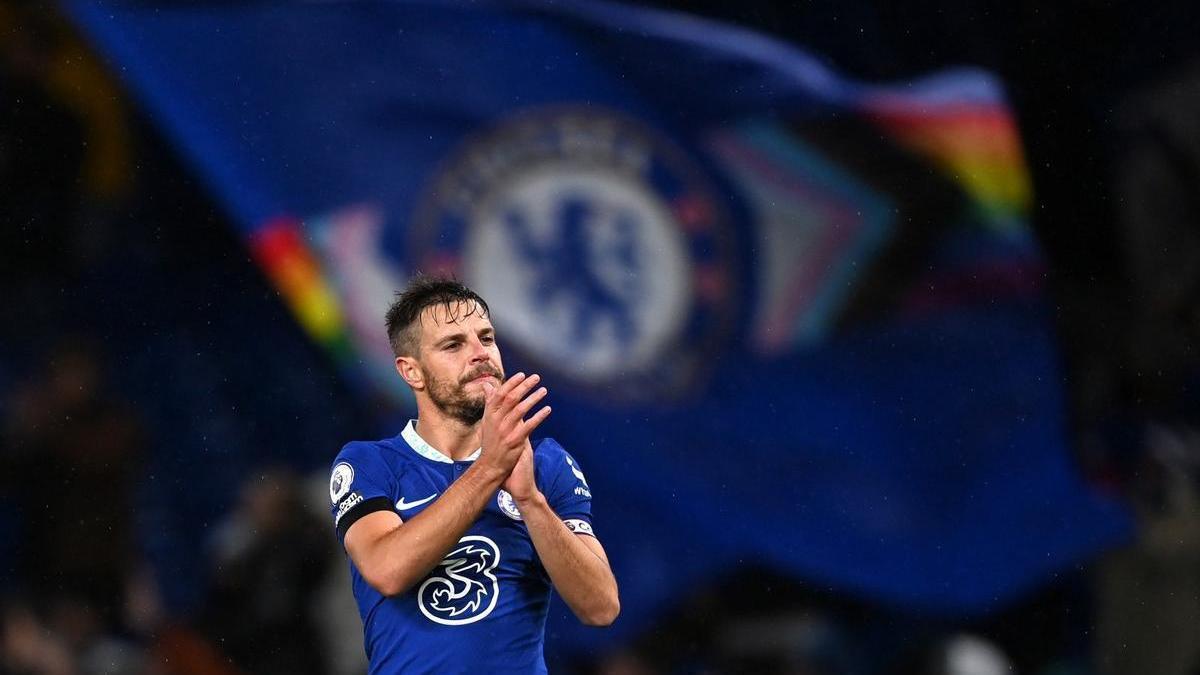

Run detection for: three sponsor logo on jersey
[[418, 535, 502, 625]]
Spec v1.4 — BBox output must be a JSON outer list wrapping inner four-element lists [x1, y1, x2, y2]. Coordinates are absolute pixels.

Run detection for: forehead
[[417, 300, 493, 341]]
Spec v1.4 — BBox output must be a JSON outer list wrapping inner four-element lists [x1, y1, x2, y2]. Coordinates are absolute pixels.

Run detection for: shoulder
[[533, 437, 586, 472], [532, 437, 568, 461], [333, 440, 382, 469], [328, 439, 403, 517], [533, 438, 590, 486], [331, 438, 408, 480], [334, 436, 407, 462], [334, 439, 375, 460], [533, 438, 594, 509]]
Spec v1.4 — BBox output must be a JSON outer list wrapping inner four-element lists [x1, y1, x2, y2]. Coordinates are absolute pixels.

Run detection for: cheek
[[421, 358, 456, 386], [437, 365, 461, 388]]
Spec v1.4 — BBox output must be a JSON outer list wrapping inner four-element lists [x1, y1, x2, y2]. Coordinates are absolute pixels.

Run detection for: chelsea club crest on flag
[[411, 107, 736, 400], [67, 0, 1131, 657]]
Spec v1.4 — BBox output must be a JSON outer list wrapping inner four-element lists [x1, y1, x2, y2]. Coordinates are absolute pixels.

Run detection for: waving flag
[[68, 0, 1129, 655]]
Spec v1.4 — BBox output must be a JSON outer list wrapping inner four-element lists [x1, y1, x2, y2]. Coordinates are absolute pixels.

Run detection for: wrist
[[465, 459, 509, 487], [513, 490, 548, 511]]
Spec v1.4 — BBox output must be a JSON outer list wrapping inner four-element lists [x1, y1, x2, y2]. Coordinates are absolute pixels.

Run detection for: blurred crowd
[[0, 346, 345, 675], [0, 5, 355, 674], [2, 2, 1199, 674]]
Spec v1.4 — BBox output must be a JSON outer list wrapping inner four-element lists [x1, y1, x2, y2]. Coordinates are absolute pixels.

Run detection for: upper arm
[[328, 444, 398, 543], [343, 510, 404, 590], [328, 443, 409, 594]]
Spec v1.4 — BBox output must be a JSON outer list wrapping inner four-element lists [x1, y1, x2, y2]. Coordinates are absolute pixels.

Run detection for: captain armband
[[562, 518, 595, 537]]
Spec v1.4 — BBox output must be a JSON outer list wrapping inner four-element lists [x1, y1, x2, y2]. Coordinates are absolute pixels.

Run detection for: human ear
[[395, 356, 424, 390]]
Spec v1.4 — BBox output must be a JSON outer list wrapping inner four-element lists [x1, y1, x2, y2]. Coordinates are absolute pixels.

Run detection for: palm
[[502, 441, 536, 501]]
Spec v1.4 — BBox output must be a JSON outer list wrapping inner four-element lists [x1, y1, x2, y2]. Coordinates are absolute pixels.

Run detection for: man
[[329, 276, 619, 674]]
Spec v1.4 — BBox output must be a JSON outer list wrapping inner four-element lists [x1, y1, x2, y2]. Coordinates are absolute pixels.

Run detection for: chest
[[388, 462, 539, 577]]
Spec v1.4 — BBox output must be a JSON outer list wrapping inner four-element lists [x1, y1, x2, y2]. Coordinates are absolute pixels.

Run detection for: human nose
[[467, 335, 490, 363]]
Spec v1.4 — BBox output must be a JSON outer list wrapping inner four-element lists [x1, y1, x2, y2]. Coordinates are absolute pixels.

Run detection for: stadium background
[[2, 1, 1200, 673]]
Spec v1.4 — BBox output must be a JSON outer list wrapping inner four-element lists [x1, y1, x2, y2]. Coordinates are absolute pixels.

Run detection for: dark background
[[2, 1, 1199, 673]]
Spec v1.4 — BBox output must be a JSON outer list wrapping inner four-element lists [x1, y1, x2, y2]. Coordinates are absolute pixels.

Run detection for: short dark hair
[[385, 275, 490, 357]]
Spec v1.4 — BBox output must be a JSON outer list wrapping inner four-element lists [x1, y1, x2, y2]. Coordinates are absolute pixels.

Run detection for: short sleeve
[[329, 441, 395, 545], [534, 438, 595, 537]]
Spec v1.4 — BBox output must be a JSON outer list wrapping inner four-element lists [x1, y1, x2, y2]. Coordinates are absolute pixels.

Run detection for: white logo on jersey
[[329, 463, 354, 504], [396, 494, 437, 511], [334, 492, 363, 524], [418, 536, 501, 626], [496, 490, 523, 521], [566, 455, 589, 488]]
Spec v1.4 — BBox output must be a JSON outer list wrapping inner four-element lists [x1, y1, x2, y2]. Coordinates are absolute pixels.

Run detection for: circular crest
[[411, 107, 736, 402], [496, 489, 523, 521]]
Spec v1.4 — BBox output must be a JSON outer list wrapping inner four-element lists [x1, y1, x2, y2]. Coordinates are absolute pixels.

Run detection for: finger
[[499, 373, 541, 414], [513, 372, 541, 399], [481, 380, 497, 402], [487, 372, 525, 412], [517, 405, 552, 436], [510, 386, 548, 420]]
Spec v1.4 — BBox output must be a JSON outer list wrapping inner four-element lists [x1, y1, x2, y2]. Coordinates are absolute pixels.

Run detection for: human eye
[[480, 334, 496, 345]]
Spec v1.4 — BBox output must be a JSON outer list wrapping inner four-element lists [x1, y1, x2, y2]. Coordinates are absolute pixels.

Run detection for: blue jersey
[[329, 421, 595, 674]]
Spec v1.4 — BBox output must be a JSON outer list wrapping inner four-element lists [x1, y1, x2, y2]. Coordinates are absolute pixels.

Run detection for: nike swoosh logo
[[396, 494, 437, 510]]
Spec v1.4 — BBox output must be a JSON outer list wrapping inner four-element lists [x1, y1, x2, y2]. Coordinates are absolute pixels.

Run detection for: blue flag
[[67, 0, 1130, 655]]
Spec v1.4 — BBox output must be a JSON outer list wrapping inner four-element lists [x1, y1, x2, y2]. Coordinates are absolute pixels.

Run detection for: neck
[[413, 401, 481, 461]]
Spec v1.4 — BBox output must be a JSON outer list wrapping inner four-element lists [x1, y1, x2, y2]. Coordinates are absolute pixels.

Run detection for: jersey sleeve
[[328, 441, 395, 545], [534, 438, 596, 537]]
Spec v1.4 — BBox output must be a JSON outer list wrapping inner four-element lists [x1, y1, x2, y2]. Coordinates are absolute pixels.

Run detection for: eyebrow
[[433, 326, 494, 347], [434, 332, 466, 348]]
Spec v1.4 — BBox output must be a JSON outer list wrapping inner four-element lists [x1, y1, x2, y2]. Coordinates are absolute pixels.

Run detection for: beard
[[425, 363, 505, 425]]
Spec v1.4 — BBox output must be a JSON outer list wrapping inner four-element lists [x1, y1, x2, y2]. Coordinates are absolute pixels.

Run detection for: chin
[[458, 389, 487, 412], [457, 403, 486, 425]]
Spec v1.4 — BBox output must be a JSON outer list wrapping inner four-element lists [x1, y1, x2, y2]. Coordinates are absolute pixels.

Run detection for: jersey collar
[[401, 419, 482, 464]]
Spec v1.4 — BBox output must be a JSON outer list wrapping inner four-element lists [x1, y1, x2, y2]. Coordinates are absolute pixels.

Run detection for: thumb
[[481, 380, 497, 403]]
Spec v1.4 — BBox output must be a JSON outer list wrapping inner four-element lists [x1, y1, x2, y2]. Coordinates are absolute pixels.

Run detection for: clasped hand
[[479, 373, 550, 499]]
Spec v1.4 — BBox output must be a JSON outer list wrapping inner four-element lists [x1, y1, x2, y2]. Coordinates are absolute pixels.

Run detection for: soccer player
[[328, 276, 619, 673]]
